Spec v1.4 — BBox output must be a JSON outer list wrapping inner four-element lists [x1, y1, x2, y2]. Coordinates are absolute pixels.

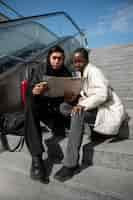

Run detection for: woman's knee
[[60, 102, 72, 117]]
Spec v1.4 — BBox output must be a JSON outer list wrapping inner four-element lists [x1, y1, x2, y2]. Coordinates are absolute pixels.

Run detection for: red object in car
[[21, 80, 28, 106]]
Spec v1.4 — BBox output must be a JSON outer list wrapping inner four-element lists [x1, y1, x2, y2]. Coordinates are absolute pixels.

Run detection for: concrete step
[[100, 63, 133, 68], [91, 60, 133, 67], [91, 53, 133, 58], [0, 110, 132, 173], [1, 130, 133, 172], [90, 52, 133, 59], [101, 69, 133, 76], [111, 86, 133, 92], [0, 161, 129, 200], [90, 58, 133, 65], [126, 109, 133, 139], [98, 68, 133, 77], [90, 44, 133, 57], [89, 43, 133, 128], [115, 92, 133, 99], [122, 99, 133, 110], [59, 136, 133, 171], [0, 144, 133, 200], [85, 139, 133, 171], [113, 88, 133, 96], [90, 56, 133, 62], [66, 166, 133, 200], [90, 44, 133, 52], [110, 78, 133, 84]]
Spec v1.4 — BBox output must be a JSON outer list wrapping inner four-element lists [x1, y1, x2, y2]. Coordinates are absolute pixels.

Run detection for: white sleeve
[[78, 67, 109, 110]]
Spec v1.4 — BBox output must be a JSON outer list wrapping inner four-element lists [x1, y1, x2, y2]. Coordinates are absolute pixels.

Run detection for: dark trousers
[[24, 92, 66, 156]]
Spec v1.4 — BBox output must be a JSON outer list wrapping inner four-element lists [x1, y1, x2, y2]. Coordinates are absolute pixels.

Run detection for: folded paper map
[[42, 76, 81, 97]]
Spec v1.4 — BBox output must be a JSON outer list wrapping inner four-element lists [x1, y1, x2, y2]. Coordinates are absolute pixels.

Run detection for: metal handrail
[[0, 11, 88, 45], [0, 11, 82, 34]]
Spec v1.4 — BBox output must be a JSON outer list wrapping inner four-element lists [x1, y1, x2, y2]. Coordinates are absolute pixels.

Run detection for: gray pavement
[[0, 134, 133, 200]]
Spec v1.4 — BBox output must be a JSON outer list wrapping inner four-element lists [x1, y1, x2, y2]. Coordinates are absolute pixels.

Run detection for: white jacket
[[78, 63, 126, 135]]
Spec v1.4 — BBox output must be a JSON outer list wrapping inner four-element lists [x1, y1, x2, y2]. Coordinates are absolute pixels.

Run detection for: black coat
[[26, 63, 72, 108], [29, 63, 72, 86]]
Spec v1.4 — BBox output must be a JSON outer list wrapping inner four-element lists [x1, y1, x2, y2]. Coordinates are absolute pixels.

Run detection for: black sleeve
[[31, 63, 47, 85], [25, 63, 46, 97]]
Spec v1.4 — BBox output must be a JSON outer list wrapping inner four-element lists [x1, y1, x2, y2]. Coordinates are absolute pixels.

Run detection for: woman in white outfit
[[54, 48, 126, 182]]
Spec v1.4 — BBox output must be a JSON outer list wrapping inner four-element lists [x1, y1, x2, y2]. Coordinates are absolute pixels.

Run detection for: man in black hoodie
[[24, 45, 71, 183]]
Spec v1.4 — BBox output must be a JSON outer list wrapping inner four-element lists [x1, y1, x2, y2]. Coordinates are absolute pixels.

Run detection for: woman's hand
[[71, 105, 84, 114], [32, 82, 48, 95]]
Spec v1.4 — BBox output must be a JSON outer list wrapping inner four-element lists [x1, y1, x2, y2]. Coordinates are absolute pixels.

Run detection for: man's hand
[[32, 82, 48, 95], [71, 105, 84, 114]]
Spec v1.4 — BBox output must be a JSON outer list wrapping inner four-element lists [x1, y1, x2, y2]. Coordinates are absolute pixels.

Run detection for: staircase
[[0, 44, 133, 200], [90, 44, 133, 138]]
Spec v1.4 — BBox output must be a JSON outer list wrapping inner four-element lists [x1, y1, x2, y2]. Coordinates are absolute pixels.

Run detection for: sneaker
[[54, 165, 80, 182], [30, 156, 49, 184]]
